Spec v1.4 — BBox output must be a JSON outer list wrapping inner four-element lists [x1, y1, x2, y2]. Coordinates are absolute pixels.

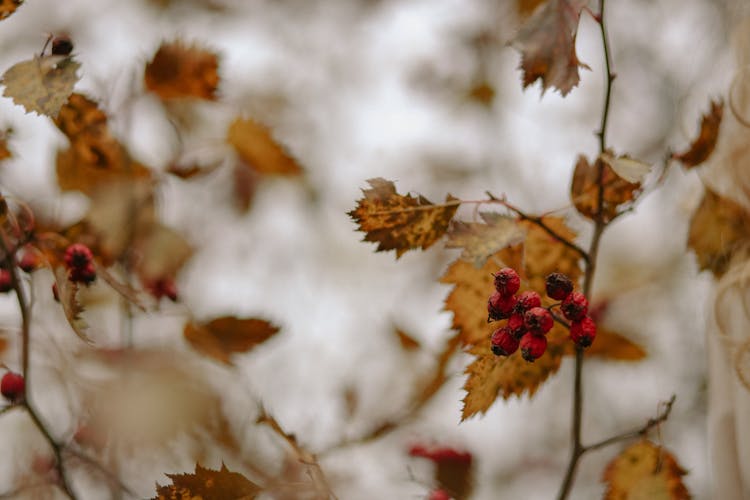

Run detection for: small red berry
[[1, 371, 25, 402], [493, 267, 520, 297], [17, 248, 40, 273], [515, 290, 541, 313], [52, 282, 60, 302], [570, 316, 597, 347], [487, 291, 516, 321], [524, 306, 554, 334], [561, 292, 588, 322], [0, 269, 12, 293], [51, 35, 74, 56], [520, 333, 547, 362], [428, 489, 452, 500], [545, 272, 574, 300], [491, 327, 520, 356], [69, 262, 96, 284], [507, 312, 526, 338], [64, 243, 93, 270]]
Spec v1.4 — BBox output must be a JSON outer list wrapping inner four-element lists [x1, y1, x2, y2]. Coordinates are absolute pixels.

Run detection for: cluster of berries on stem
[[64, 243, 96, 284], [487, 269, 597, 362]]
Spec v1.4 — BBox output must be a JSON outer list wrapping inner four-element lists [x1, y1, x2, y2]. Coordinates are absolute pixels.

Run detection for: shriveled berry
[[69, 262, 96, 284], [51, 35, 73, 56], [1, 371, 24, 402], [507, 312, 526, 338], [0, 269, 12, 293], [491, 327, 520, 356], [493, 267, 520, 296], [524, 307, 553, 334], [570, 316, 597, 347], [488, 291, 516, 321], [561, 292, 588, 322], [64, 243, 93, 270], [545, 272, 574, 300], [515, 290, 541, 313], [520, 333, 547, 362]]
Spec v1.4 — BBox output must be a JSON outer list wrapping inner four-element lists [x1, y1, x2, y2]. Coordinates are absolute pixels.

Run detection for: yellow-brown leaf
[[673, 100, 723, 169], [520, 216, 582, 291], [349, 178, 459, 258], [445, 212, 526, 268], [394, 328, 421, 351], [227, 117, 303, 176], [2, 55, 80, 117], [154, 463, 261, 500], [571, 155, 640, 223], [144, 41, 219, 100], [603, 440, 690, 500], [571, 327, 646, 361], [184, 316, 279, 365]]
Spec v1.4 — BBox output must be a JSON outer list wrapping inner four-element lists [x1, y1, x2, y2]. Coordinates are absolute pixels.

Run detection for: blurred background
[[0, 0, 742, 498]]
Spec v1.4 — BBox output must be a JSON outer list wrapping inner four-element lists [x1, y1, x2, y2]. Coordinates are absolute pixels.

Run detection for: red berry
[[146, 278, 178, 302], [0, 269, 12, 293], [64, 243, 93, 270], [545, 272, 573, 300], [17, 248, 40, 273], [507, 312, 526, 338], [515, 290, 541, 313], [51, 35, 73, 56], [487, 291, 516, 321], [409, 445, 472, 464], [524, 307, 553, 334], [491, 327, 520, 356], [561, 292, 588, 322], [1, 371, 25, 402], [493, 268, 520, 296], [428, 489, 452, 500], [520, 333, 547, 362], [570, 316, 597, 347], [68, 262, 96, 284]]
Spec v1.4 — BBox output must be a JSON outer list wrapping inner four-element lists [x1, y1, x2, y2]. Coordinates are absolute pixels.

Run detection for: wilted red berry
[[491, 327, 520, 356], [524, 307, 553, 334], [488, 291, 516, 321], [1, 371, 24, 402], [545, 272, 573, 300], [570, 316, 597, 347], [493, 267, 520, 296], [64, 243, 93, 270], [561, 292, 588, 322], [515, 290, 541, 313], [520, 333, 547, 362], [0, 269, 12, 293], [507, 312, 526, 338]]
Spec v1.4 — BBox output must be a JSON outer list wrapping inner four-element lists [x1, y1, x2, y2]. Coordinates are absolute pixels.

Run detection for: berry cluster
[[64, 243, 96, 284], [487, 269, 597, 362]]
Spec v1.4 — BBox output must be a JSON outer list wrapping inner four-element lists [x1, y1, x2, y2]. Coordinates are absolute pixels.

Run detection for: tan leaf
[[571, 155, 640, 223], [2, 55, 80, 117], [445, 213, 526, 268], [513, 0, 589, 96], [144, 41, 219, 100], [154, 463, 261, 500], [688, 188, 750, 277], [394, 328, 421, 351], [603, 440, 690, 500], [349, 178, 459, 258], [0, 0, 22, 21], [227, 117, 303, 176], [600, 153, 652, 184], [520, 216, 582, 292], [673, 99, 724, 169], [53, 267, 91, 343], [184, 317, 280, 365]]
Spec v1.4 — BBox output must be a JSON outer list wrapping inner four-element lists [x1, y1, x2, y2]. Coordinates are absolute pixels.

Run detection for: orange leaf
[[574, 327, 646, 361], [0, 128, 11, 161], [154, 463, 261, 500], [184, 316, 280, 365], [673, 100, 724, 169], [445, 212, 526, 268], [0, 1, 22, 21], [571, 155, 640, 223], [603, 440, 690, 500], [688, 188, 750, 278], [144, 41, 219, 100], [513, 0, 589, 96], [227, 117, 303, 176], [394, 327, 421, 351], [349, 178, 459, 258]]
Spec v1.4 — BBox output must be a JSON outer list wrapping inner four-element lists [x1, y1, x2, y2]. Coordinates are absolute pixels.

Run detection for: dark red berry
[[488, 291, 516, 321], [561, 292, 588, 322], [64, 243, 93, 270], [17, 247, 40, 273], [491, 327, 520, 356], [69, 262, 96, 284], [507, 313, 526, 338], [0, 269, 12, 293], [545, 272, 574, 300], [515, 290, 541, 313], [570, 316, 597, 347], [51, 35, 73, 56], [1, 371, 24, 402], [524, 307, 553, 334], [493, 267, 520, 296], [520, 333, 547, 362], [428, 489, 452, 500]]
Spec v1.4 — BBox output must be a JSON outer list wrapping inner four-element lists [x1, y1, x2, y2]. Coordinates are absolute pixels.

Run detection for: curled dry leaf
[[0, 0, 22, 21], [227, 117, 303, 176], [445, 212, 526, 268], [154, 463, 261, 500], [600, 153, 652, 184], [53, 267, 91, 343], [571, 155, 640, 223], [513, 0, 589, 96], [144, 40, 219, 100], [603, 440, 690, 500], [2, 55, 80, 117], [184, 316, 280, 365], [349, 178, 459, 258], [688, 188, 750, 277], [673, 99, 724, 169]]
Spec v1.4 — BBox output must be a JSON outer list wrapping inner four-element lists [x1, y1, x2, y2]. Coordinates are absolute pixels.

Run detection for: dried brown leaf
[[571, 155, 640, 223], [145, 41, 219, 100], [154, 463, 261, 500], [513, 0, 589, 96], [227, 117, 303, 176], [603, 440, 690, 500], [688, 188, 750, 277], [0, 0, 22, 20], [2, 55, 80, 117], [673, 100, 724, 169], [350, 178, 459, 258], [184, 317, 280, 365], [564, 326, 647, 361], [0, 129, 11, 161], [53, 267, 91, 343], [445, 213, 526, 268]]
